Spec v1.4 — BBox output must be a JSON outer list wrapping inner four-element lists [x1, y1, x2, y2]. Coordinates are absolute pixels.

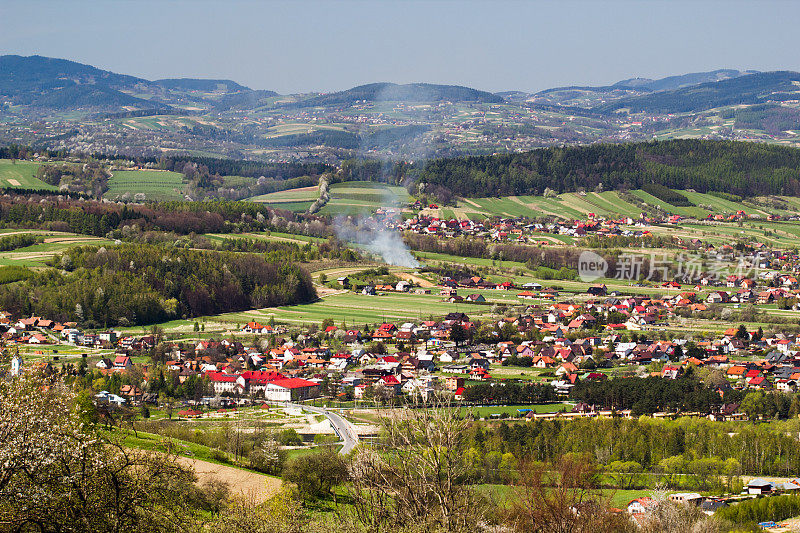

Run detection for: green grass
[[127, 289, 498, 335], [105, 170, 187, 201], [0, 234, 115, 268], [249, 181, 412, 215], [109, 428, 239, 465], [0, 159, 57, 190], [250, 186, 319, 204], [319, 181, 412, 215], [476, 484, 650, 510], [469, 403, 571, 418]]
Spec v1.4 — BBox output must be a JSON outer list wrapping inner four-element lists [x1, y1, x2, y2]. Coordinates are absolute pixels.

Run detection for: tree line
[[480, 415, 800, 477], [416, 139, 800, 200], [0, 196, 325, 237], [571, 373, 736, 416], [0, 243, 316, 327]]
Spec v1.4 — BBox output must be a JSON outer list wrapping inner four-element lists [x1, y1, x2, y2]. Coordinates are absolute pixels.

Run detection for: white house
[[264, 378, 320, 402]]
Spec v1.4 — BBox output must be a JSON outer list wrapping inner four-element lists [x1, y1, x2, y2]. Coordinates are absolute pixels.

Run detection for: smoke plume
[[335, 215, 420, 268]]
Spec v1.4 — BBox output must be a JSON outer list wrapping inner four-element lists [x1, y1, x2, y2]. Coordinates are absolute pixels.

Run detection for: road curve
[[288, 402, 359, 455]]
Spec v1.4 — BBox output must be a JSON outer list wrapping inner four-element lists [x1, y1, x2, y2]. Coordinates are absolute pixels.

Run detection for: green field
[[320, 182, 412, 216], [436, 189, 800, 221], [0, 159, 57, 190], [251, 181, 412, 214], [250, 186, 319, 205], [478, 484, 650, 509], [0, 231, 115, 268], [469, 403, 572, 418], [120, 290, 496, 335], [105, 170, 187, 201]]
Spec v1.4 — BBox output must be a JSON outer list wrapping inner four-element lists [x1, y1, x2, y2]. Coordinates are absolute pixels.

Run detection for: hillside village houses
[[6, 234, 800, 413], [6, 271, 799, 415]]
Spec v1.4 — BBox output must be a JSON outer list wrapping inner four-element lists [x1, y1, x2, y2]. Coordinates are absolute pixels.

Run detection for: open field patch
[[105, 170, 187, 201], [0, 159, 57, 190]]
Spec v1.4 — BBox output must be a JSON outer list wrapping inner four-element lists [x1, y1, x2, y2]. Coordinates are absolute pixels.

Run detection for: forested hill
[[417, 139, 800, 198], [153, 78, 251, 92], [0, 244, 317, 327], [595, 71, 800, 114], [611, 68, 756, 92], [0, 55, 273, 113], [291, 82, 504, 107]]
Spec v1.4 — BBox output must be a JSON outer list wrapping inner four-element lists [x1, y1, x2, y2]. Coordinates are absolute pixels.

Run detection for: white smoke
[[334, 83, 427, 268], [335, 215, 420, 268]]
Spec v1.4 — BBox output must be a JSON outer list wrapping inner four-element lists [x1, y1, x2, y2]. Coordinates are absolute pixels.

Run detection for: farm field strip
[[249, 186, 319, 203], [105, 170, 186, 201]]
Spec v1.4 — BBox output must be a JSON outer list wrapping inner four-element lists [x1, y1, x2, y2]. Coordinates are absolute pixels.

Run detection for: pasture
[[0, 159, 57, 190], [320, 181, 412, 216], [0, 231, 115, 268], [105, 170, 187, 201], [249, 186, 319, 207]]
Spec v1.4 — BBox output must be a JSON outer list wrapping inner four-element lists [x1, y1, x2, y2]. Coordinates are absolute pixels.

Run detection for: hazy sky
[[1, 0, 797, 94]]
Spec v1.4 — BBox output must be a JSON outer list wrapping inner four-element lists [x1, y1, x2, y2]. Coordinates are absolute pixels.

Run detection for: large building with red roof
[[264, 378, 320, 402]]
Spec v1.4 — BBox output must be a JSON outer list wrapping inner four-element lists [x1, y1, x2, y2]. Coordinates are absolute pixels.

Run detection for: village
[[10, 262, 800, 412]]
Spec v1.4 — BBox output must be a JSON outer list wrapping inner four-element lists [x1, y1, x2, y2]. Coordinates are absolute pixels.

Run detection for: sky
[[1, 0, 797, 94]]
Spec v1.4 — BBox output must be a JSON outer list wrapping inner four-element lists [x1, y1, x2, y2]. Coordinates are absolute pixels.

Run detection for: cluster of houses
[[0, 313, 163, 350], [396, 208, 798, 246], [626, 478, 800, 522], [10, 265, 800, 407], [54, 288, 800, 411]]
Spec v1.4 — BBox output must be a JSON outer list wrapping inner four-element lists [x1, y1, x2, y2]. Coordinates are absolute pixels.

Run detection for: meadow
[[249, 185, 319, 205], [105, 170, 187, 201], [0, 159, 57, 190], [251, 180, 800, 221], [0, 231, 115, 267], [251, 181, 413, 215]]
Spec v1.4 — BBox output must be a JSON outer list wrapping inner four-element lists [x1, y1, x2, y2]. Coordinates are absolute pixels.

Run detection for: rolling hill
[[612, 69, 757, 92], [290, 82, 505, 107], [417, 139, 800, 199], [153, 78, 251, 92], [0, 55, 276, 113], [595, 71, 800, 114], [0, 55, 160, 111]]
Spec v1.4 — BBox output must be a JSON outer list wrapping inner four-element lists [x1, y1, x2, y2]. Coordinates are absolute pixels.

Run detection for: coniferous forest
[[417, 139, 800, 199]]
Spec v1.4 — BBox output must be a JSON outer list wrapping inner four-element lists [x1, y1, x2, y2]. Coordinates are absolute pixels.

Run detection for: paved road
[[288, 403, 359, 454]]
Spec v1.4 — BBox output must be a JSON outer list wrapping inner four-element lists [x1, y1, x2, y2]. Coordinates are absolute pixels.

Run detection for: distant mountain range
[[1, 54, 799, 117]]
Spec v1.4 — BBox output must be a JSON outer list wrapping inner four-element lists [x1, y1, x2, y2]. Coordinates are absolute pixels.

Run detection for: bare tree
[[344, 394, 488, 532], [505, 454, 634, 533]]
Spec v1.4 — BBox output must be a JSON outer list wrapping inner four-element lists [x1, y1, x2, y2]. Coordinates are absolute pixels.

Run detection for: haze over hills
[[3, 54, 800, 162], [0, 55, 262, 113], [0, 54, 792, 115], [612, 68, 758, 92], [595, 71, 800, 114], [290, 82, 505, 108], [153, 78, 252, 93]]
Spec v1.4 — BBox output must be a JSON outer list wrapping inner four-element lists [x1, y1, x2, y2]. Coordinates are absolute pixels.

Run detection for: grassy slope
[[105, 170, 186, 201], [0, 159, 58, 190]]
